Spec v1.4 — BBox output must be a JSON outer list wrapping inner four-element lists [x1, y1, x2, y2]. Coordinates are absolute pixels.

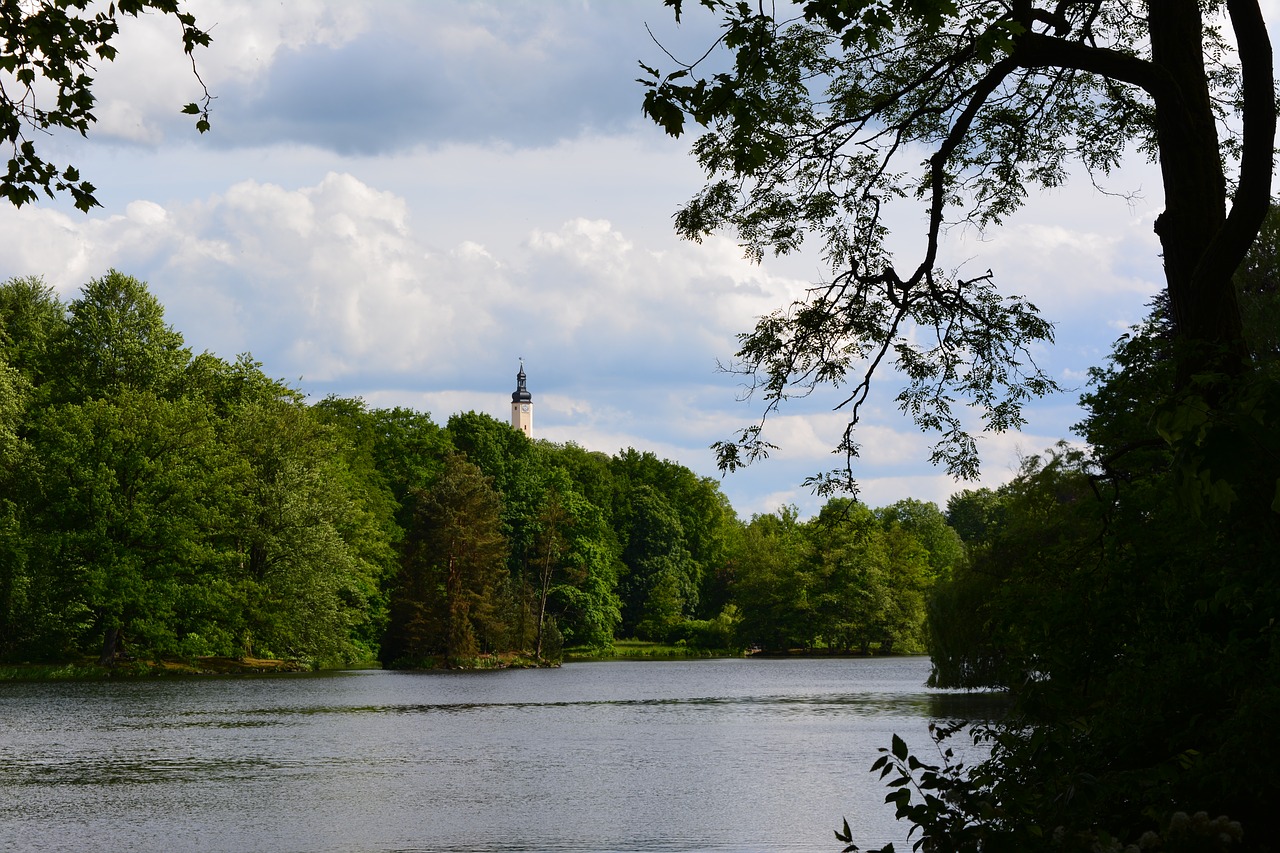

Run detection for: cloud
[[83, 1, 370, 145], [2, 1, 1179, 521], [0, 169, 796, 435], [83, 1, 724, 155]]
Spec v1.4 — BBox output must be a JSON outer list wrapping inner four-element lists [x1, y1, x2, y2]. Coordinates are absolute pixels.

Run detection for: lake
[[0, 657, 994, 852]]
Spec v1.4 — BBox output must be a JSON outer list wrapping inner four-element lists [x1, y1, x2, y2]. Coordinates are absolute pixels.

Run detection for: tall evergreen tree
[[384, 455, 510, 667]]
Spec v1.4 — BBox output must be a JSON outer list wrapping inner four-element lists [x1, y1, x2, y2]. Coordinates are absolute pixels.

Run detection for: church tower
[[511, 360, 533, 436]]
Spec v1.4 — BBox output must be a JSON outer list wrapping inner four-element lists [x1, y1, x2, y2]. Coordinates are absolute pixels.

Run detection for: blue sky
[[1, 1, 1267, 519]]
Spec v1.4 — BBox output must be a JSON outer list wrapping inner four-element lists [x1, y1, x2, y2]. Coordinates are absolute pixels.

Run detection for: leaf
[[642, 90, 687, 137], [891, 733, 908, 761], [181, 103, 201, 115]]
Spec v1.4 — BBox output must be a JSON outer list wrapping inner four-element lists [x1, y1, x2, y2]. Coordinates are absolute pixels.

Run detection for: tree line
[[0, 271, 965, 669]]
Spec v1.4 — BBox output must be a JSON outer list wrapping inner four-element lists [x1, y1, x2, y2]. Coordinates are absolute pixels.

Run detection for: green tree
[[0, 276, 65, 388], [645, 9, 1279, 843], [615, 483, 698, 639], [807, 499, 884, 653], [54, 270, 191, 403], [729, 506, 814, 651], [366, 406, 453, 527], [530, 475, 572, 661], [0, 1, 212, 211], [872, 522, 931, 655], [643, 0, 1274, 491], [542, 441, 619, 520], [223, 393, 391, 663], [0, 351, 28, 657], [1232, 203, 1280, 364], [446, 411, 544, 633], [17, 389, 232, 663], [875, 498, 965, 582], [610, 448, 736, 624], [384, 455, 510, 668], [943, 487, 1006, 547]]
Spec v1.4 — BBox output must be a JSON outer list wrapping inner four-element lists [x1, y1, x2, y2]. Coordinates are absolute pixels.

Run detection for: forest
[[0, 271, 970, 670]]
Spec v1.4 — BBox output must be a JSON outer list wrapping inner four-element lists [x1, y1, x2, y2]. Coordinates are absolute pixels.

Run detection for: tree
[[0, 350, 27, 657], [910, 302, 1280, 848], [642, 0, 1275, 493], [642, 5, 1278, 845], [364, 405, 453, 528], [0, 1, 212, 211], [610, 448, 737, 621], [875, 498, 965, 582], [383, 455, 510, 668], [530, 475, 572, 660], [729, 505, 814, 651], [1232, 203, 1280, 364], [0, 276, 64, 387], [807, 499, 884, 653], [222, 392, 391, 663], [615, 483, 698, 639], [54, 270, 190, 402], [943, 486, 1006, 547], [17, 389, 232, 664]]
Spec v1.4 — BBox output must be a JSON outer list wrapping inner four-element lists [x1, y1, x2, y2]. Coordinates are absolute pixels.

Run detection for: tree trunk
[[1148, 2, 1256, 382], [535, 548, 555, 661], [99, 626, 122, 667]]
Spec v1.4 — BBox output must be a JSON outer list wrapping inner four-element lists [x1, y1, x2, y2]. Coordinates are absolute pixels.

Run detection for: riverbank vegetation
[[0, 272, 965, 674]]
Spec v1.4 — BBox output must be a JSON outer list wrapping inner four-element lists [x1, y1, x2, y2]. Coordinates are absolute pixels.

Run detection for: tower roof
[[511, 360, 532, 403]]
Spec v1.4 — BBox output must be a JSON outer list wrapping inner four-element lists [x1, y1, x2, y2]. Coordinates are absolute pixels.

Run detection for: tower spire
[[511, 360, 533, 436]]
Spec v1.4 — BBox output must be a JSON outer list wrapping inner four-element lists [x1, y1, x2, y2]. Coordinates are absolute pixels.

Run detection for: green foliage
[[0, 269, 978, 673], [610, 448, 736, 638], [54, 270, 191, 402], [16, 389, 232, 661], [909, 237, 1280, 848], [383, 454, 510, 668], [729, 506, 816, 650], [224, 395, 391, 663], [532, 469, 622, 656], [943, 487, 1005, 546], [876, 499, 965, 582], [0, 273, 396, 667], [1233, 204, 1280, 365], [643, 0, 1273, 498], [0, 2, 212, 210], [646, 6, 1276, 841], [723, 497, 954, 655], [0, 276, 64, 386]]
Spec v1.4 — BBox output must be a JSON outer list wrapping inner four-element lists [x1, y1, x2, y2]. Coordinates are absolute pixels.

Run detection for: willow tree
[[642, 0, 1275, 494]]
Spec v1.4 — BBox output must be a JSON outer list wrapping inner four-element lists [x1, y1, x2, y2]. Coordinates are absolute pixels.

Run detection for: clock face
[[521, 404, 530, 412]]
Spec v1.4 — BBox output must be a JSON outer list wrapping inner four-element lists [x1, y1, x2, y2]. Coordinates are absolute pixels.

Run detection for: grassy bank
[[0, 656, 319, 681]]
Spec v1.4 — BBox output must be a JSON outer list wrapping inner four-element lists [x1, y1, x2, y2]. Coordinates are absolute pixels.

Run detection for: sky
[[0, 1, 1265, 520]]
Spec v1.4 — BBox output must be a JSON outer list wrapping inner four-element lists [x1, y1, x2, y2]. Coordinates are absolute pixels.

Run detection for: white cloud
[[89, 0, 370, 143], [0, 2, 1192, 520]]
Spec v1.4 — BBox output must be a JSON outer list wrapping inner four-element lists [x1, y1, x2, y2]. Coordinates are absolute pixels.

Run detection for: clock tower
[[511, 360, 533, 436]]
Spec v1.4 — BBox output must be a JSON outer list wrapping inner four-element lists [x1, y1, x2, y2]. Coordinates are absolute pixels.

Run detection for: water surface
[[0, 656, 991, 852]]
